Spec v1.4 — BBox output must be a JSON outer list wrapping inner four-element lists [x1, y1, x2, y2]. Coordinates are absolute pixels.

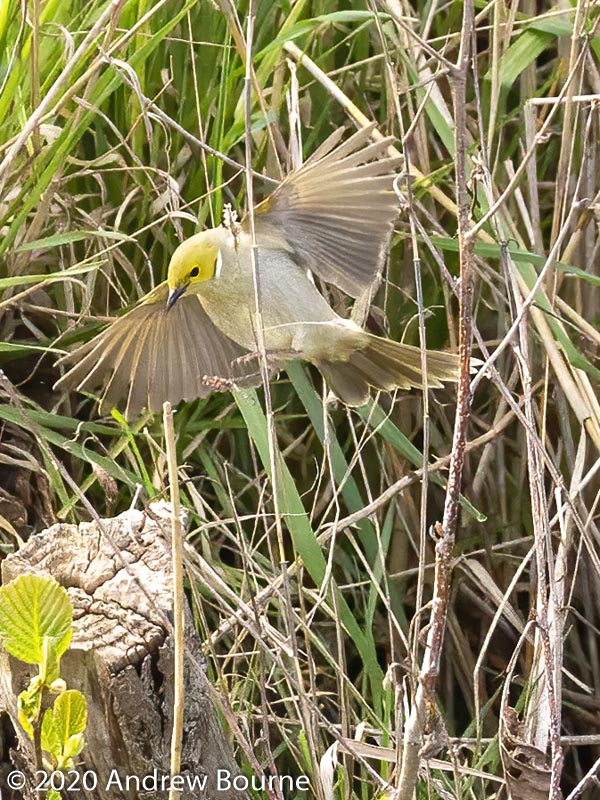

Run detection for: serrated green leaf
[[62, 732, 85, 760], [0, 575, 72, 664], [18, 679, 43, 738], [41, 707, 60, 755], [41, 690, 87, 768], [41, 637, 60, 685], [52, 689, 87, 742]]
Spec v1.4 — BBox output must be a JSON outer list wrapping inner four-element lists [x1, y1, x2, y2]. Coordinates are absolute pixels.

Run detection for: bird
[[55, 124, 461, 418]]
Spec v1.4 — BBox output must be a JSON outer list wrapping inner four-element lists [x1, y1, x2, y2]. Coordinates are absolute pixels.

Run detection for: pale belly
[[196, 247, 344, 356]]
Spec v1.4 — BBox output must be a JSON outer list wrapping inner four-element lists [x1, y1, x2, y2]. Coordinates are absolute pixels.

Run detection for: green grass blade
[[235, 388, 384, 709]]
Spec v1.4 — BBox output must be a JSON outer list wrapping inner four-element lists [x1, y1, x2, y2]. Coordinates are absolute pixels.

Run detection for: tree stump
[[0, 503, 245, 800]]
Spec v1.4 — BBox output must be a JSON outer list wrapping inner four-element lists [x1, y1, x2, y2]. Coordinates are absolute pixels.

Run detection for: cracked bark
[[0, 503, 244, 800]]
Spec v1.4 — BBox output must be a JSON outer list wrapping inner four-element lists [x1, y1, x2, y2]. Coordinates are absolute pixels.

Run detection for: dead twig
[[164, 401, 185, 798], [395, 2, 475, 796]]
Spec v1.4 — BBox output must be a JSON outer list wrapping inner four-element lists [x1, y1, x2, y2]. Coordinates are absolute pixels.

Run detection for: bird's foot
[[201, 374, 238, 392]]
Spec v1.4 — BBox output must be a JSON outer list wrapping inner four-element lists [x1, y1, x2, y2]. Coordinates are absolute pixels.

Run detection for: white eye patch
[[214, 250, 223, 277]]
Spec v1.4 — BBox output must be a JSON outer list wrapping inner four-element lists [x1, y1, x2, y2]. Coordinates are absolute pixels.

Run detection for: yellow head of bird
[[166, 230, 223, 310]]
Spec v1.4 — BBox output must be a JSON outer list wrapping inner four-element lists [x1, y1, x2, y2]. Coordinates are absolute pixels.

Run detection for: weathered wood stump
[[0, 503, 244, 799]]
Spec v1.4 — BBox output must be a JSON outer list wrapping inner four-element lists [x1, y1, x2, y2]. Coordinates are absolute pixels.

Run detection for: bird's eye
[[189, 266, 200, 278]]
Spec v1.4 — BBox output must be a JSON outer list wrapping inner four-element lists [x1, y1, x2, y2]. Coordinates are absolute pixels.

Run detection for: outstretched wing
[[250, 124, 400, 298], [55, 282, 257, 418]]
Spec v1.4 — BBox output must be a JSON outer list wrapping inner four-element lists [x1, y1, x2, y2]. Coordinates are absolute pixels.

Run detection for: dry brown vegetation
[[1, 0, 600, 797]]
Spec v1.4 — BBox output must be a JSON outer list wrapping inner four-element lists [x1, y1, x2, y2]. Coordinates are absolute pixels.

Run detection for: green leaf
[[42, 690, 87, 769], [529, 14, 573, 37], [287, 362, 379, 563], [556, 335, 600, 381], [429, 235, 600, 285], [0, 575, 72, 664], [0, 342, 65, 354], [358, 400, 423, 464], [110, 409, 154, 495], [234, 388, 385, 709], [494, 29, 554, 87], [41, 637, 61, 685], [0, 262, 99, 290], [511, 261, 600, 382], [14, 229, 131, 252], [41, 707, 61, 756], [53, 690, 87, 768], [63, 731, 85, 760], [18, 678, 43, 738], [235, 389, 327, 578], [255, 11, 389, 61], [358, 401, 486, 522], [0, 404, 139, 487], [0, 403, 114, 435], [53, 689, 87, 739]]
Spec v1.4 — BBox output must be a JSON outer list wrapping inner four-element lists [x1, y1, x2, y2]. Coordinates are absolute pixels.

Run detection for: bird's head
[[166, 229, 224, 311]]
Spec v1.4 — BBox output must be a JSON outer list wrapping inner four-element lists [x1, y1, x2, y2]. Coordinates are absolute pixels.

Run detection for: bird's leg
[[234, 349, 295, 370]]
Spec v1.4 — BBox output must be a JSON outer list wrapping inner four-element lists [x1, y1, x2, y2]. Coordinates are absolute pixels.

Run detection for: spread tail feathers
[[316, 334, 461, 406]]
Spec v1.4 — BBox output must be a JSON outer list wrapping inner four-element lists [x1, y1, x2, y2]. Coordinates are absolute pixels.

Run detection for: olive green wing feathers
[[250, 124, 401, 298], [54, 282, 256, 418]]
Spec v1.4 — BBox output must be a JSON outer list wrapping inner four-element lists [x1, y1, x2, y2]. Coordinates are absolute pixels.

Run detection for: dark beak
[[166, 284, 188, 312]]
